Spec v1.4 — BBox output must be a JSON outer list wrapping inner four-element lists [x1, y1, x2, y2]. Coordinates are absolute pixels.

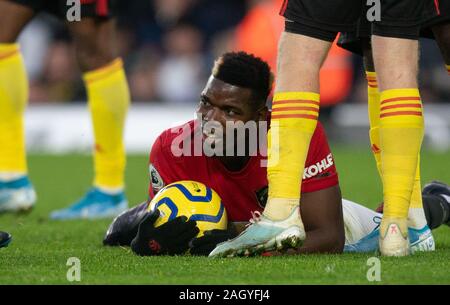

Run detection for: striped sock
[[264, 92, 319, 220], [379, 88, 424, 219]]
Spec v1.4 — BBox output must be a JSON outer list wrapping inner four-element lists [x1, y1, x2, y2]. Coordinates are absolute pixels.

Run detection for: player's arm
[[284, 123, 344, 254], [297, 185, 345, 254], [191, 184, 344, 256], [191, 186, 344, 256]]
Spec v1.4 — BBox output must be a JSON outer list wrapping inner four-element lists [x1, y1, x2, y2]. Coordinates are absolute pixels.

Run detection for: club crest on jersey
[[255, 187, 268, 208], [149, 164, 165, 193]]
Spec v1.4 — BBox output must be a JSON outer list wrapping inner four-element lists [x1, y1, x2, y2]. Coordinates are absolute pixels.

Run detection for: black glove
[[189, 228, 237, 256], [131, 209, 199, 256], [103, 202, 148, 246]]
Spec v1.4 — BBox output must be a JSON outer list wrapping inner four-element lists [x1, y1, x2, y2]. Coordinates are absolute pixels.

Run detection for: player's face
[[197, 76, 265, 156], [197, 76, 257, 123]]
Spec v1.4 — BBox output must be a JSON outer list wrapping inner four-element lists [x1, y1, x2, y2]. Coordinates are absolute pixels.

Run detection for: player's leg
[[378, 181, 450, 228], [342, 199, 382, 253], [209, 0, 362, 258], [50, 11, 130, 219], [0, 0, 37, 213], [370, 0, 437, 256], [265, 30, 331, 221], [372, 35, 421, 257], [422, 181, 450, 229], [429, 0, 450, 74], [432, 22, 450, 74], [342, 198, 434, 253], [362, 38, 433, 251], [0, 231, 12, 248]]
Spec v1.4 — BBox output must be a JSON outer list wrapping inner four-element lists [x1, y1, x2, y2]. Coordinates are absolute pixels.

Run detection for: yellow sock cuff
[[366, 72, 379, 99], [272, 92, 319, 129], [365, 70, 378, 86], [83, 58, 124, 84], [446, 64, 450, 75], [379, 88, 423, 127]]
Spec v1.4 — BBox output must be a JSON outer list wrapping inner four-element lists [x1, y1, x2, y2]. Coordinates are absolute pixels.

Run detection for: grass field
[[1, 147, 450, 284]]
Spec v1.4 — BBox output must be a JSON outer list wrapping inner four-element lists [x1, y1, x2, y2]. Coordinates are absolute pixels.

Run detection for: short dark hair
[[212, 51, 273, 108]]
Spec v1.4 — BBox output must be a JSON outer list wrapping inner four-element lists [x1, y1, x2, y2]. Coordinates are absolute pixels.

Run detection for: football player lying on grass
[[103, 52, 450, 256]]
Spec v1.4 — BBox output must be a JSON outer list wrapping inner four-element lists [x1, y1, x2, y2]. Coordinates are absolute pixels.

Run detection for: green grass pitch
[[1, 147, 449, 284]]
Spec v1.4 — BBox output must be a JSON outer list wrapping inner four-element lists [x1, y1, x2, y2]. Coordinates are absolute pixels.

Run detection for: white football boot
[[209, 206, 305, 258], [379, 218, 410, 257]]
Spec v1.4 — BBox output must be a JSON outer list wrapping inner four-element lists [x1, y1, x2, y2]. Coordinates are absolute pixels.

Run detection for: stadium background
[[19, 0, 450, 153]]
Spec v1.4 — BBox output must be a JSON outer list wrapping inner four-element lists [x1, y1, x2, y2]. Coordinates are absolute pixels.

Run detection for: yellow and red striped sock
[[264, 92, 319, 220], [368, 74, 426, 228], [446, 64, 450, 75], [379, 88, 424, 219]]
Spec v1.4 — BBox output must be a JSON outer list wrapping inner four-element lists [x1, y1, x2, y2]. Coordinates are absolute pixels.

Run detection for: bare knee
[[371, 35, 419, 90], [276, 32, 331, 92]]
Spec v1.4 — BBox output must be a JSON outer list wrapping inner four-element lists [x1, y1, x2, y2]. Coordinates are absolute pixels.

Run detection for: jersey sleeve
[[301, 123, 339, 193]]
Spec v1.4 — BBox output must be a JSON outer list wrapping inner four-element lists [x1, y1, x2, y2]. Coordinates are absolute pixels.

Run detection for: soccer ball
[[147, 180, 228, 236]]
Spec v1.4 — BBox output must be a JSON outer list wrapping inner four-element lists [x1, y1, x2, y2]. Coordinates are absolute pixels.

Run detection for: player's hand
[[189, 229, 236, 256], [131, 209, 199, 256]]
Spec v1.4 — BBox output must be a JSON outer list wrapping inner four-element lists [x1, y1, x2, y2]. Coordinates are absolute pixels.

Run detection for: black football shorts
[[421, 0, 450, 38], [337, 0, 444, 55], [281, 0, 439, 42]]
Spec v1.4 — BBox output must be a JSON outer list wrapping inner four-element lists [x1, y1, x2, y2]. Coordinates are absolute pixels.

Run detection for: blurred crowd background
[[19, 0, 450, 107]]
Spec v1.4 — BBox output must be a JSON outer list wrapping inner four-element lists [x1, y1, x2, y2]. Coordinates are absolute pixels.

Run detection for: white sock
[[408, 208, 428, 229], [442, 195, 450, 205], [96, 186, 124, 195], [0, 172, 26, 182], [263, 198, 299, 220]]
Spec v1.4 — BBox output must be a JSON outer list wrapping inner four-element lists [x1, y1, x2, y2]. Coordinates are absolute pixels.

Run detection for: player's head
[[198, 51, 272, 122], [197, 52, 273, 156]]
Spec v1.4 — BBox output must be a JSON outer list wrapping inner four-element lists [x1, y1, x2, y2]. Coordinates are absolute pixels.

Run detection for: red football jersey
[[148, 120, 338, 222]]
